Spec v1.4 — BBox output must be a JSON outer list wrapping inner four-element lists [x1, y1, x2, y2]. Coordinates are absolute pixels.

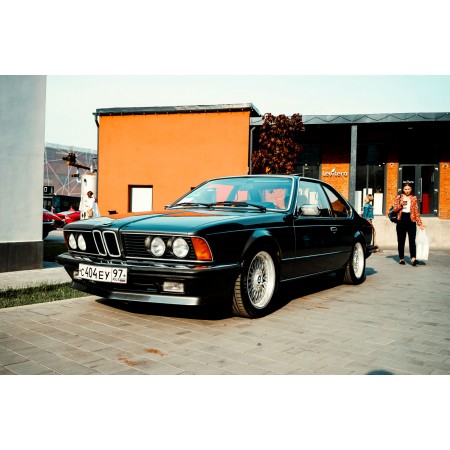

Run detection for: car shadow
[[272, 272, 346, 314], [96, 269, 377, 321], [96, 297, 233, 321]]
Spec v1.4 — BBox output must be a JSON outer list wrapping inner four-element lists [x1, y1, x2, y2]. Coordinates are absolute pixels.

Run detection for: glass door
[[398, 164, 438, 216]]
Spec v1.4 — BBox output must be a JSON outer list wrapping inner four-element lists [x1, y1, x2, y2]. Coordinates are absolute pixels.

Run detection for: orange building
[[94, 104, 260, 215]]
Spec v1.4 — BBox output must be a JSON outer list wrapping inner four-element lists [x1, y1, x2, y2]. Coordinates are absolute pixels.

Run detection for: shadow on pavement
[[96, 297, 233, 321], [96, 271, 370, 321]]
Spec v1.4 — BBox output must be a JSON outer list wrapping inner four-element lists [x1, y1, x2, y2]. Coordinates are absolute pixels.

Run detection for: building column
[[349, 125, 358, 206]]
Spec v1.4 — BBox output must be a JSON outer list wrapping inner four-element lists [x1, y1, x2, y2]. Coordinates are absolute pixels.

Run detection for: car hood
[[68, 208, 278, 234]]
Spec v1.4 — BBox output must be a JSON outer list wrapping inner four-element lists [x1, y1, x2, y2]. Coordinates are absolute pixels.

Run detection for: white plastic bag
[[416, 229, 429, 261]]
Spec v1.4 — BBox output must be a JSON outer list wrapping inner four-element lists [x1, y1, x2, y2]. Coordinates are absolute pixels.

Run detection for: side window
[[322, 185, 351, 218], [297, 181, 331, 217]]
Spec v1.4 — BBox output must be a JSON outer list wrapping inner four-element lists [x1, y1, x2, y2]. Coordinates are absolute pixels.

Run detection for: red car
[[43, 209, 64, 239], [56, 210, 81, 225]]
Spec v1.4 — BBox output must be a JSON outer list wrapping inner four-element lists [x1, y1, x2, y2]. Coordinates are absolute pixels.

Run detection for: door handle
[[330, 227, 338, 232]]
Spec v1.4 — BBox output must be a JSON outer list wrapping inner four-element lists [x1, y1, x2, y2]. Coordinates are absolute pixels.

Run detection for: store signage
[[43, 186, 54, 195], [322, 168, 348, 177]]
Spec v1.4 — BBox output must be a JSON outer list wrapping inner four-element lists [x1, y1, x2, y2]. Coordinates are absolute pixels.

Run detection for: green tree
[[252, 113, 304, 174]]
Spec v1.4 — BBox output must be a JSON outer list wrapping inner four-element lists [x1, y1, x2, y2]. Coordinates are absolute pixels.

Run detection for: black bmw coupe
[[57, 175, 377, 318]]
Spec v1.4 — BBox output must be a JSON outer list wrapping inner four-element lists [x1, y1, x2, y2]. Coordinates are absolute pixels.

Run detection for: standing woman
[[362, 194, 377, 247], [84, 191, 95, 218], [392, 183, 425, 266], [83, 191, 100, 219]]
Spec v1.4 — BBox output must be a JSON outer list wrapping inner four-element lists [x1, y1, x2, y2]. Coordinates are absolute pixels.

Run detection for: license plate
[[79, 264, 127, 284]]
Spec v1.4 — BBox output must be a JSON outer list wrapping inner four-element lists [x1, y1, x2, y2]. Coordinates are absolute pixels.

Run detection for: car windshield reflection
[[173, 176, 294, 211]]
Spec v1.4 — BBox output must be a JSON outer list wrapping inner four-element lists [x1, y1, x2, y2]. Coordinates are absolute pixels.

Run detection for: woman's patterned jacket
[[392, 195, 423, 227]]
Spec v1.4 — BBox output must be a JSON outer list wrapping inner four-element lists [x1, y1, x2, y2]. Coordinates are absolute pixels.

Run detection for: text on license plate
[[79, 264, 127, 284]]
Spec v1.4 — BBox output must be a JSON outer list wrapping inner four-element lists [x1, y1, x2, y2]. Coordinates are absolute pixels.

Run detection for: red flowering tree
[[252, 113, 304, 174]]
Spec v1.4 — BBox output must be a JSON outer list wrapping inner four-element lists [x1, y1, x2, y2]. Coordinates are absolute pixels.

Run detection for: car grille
[[122, 233, 197, 260], [67, 230, 121, 258]]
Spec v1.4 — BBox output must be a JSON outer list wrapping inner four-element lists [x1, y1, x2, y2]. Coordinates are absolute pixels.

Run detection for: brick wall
[[440, 161, 450, 219], [321, 163, 350, 199], [386, 162, 399, 212], [321, 142, 351, 199]]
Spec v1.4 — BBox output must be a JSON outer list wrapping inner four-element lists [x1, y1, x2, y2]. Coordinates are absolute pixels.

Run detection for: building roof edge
[[95, 103, 261, 117], [251, 112, 450, 125]]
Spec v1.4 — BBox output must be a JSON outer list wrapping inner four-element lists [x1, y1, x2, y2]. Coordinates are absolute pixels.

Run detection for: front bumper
[[56, 252, 241, 306], [366, 244, 379, 257]]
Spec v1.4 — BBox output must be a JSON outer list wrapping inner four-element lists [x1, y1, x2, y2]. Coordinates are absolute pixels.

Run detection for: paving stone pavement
[[1, 247, 449, 375]]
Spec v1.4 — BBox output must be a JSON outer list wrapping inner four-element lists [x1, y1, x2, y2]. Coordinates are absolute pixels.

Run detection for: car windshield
[[172, 177, 294, 211]]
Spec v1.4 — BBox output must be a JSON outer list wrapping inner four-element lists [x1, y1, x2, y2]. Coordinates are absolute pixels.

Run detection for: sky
[[45, 75, 450, 150], [3, 1, 450, 152]]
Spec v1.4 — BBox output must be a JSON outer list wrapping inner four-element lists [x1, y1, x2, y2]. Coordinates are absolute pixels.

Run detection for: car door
[[292, 180, 338, 278], [321, 184, 354, 268]]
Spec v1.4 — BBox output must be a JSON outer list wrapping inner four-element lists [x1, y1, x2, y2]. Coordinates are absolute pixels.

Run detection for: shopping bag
[[416, 229, 429, 261]]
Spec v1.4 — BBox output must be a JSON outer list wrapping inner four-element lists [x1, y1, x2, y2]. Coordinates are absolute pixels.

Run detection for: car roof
[[206, 174, 323, 183]]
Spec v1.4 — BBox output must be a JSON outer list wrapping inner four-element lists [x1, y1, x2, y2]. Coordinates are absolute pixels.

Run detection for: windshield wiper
[[211, 201, 266, 212], [173, 202, 212, 208]]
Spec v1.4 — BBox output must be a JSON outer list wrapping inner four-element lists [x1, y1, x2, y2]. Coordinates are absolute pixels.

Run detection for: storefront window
[[296, 144, 321, 179], [399, 164, 438, 216], [355, 144, 386, 215]]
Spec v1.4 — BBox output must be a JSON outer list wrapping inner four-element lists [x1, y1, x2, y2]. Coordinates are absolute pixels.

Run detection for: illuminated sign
[[322, 168, 348, 177]]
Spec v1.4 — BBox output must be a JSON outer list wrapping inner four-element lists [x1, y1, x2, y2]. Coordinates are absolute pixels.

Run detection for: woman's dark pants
[[396, 212, 417, 260]]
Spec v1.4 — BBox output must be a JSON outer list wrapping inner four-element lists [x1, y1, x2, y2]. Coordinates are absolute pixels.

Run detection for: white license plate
[[79, 264, 127, 284]]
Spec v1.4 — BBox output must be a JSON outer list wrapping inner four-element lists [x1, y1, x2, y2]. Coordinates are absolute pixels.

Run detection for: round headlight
[[145, 236, 166, 257], [172, 237, 189, 258], [68, 233, 77, 250], [77, 234, 87, 251]]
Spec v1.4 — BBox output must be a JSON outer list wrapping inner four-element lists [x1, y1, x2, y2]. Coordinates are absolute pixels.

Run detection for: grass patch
[[44, 241, 67, 262], [0, 282, 89, 309]]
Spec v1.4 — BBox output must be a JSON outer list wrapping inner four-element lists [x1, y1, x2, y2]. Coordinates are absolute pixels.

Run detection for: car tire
[[43, 229, 49, 240], [343, 241, 366, 285], [232, 249, 278, 318]]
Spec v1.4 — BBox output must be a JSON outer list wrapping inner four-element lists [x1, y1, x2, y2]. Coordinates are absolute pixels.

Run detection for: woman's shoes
[[398, 259, 417, 266]]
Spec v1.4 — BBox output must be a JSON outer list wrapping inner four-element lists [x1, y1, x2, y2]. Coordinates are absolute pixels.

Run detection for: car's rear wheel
[[232, 249, 278, 318], [343, 241, 366, 285]]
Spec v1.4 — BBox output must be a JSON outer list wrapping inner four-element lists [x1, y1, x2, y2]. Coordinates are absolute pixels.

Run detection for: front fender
[[241, 229, 282, 264]]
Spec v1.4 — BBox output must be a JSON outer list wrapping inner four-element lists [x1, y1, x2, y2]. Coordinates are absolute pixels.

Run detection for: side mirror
[[297, 204, 321, 216]]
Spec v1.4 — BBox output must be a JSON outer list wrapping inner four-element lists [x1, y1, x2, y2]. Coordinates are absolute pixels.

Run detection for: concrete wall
[[0, 75, 47, 272], [372, 216, 449, 250]]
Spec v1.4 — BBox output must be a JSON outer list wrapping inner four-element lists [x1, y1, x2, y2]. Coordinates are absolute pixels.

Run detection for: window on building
[[296, 144, 321, 179], [129, 185, 153, 212], [355, 144, 386, 215]]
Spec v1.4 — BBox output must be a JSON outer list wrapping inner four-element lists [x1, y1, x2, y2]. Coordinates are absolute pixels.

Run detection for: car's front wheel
[[232, 249, 278, 318], [343, 241, 366, 285]]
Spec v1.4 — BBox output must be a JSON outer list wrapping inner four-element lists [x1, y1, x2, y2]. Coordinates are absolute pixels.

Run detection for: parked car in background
[[57, 175, 377, 318], [56, 209, 81, 226], [42, 209, 64, 239]]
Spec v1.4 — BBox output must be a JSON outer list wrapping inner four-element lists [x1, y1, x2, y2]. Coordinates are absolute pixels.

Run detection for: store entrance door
[[398, 164, 439, 216]]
